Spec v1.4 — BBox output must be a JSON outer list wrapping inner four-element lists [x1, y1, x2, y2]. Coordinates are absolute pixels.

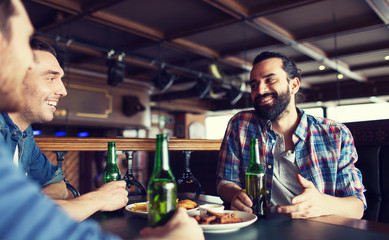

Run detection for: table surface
[[94, 194, 389, 240]]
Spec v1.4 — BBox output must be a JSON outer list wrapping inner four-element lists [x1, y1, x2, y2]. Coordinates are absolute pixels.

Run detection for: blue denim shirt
[[0, 141, 120, 240], [0, 113, 62, 186]]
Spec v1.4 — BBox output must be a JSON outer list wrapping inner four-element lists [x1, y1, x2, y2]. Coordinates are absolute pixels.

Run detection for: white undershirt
[[13, 145, 27, 176], [13, 145, 18, 167]]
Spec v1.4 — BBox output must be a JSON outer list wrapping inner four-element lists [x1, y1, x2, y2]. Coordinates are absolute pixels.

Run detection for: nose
[[56, 80, 67, 97], [258, 82, 268, 95]]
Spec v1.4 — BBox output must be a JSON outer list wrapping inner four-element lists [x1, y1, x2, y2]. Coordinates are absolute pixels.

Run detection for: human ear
[[290, 77, 300, 94]]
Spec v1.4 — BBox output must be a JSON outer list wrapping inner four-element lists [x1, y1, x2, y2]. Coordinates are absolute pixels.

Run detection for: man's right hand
[[140, 207, 204, 240], [218, 182, 253, 213], [230, 190, 253, 213], [94, 180, 128, 211]]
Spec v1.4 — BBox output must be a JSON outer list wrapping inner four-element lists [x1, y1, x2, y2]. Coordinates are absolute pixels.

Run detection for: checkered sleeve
[[216, 115, 243, 188], [336, 124, 367, 209]]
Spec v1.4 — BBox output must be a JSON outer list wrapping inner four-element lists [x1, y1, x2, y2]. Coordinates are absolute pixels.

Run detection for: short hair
[[30, 38, 57, 58], [253, 51, 302, 81], [0, 0, 16, 41]]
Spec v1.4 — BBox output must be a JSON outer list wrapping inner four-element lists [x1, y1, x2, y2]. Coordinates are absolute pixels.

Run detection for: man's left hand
[[276, 174, 327, 219]]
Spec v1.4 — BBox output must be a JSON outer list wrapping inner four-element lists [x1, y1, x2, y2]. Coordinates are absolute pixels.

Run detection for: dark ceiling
[[23, 0, 389, 113]]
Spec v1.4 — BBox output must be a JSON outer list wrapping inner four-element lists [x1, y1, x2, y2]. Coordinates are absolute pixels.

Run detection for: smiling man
[[0, 38, 129, 221], [0, 39, 67, 197], [0, 1, 203, 239], [217, 51, 366, 219]]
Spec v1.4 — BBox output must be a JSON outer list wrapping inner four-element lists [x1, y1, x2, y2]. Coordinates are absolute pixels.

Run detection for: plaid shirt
[[217, 109, 366, 207]]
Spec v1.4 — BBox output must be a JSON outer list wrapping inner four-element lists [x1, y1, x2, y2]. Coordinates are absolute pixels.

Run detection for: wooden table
[[94, 194, 389, 240]]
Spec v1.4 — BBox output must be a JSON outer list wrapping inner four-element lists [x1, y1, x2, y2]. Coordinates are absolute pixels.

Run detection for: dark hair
[[253, 51, 302, 82], [30, 38, 57, 58], [0, 0, 16, 41]]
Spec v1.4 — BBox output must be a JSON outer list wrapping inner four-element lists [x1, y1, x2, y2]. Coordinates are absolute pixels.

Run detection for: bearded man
[[216, 51, 366, 219]]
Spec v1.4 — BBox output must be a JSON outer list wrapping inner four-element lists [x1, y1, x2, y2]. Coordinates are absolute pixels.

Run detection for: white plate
[[188, 210, 258, 233], [125, 202, 199, 218]]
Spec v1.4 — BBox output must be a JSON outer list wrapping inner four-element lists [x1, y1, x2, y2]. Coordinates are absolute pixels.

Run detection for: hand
[[276, 174, 327, 219], [94, 180, 128, 211], [140, 207, 204, 240], [230, 190, 253, 213]]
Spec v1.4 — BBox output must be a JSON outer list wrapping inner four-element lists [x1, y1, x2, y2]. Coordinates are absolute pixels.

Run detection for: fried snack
[[177, 199, 198, 210], [193, 210, 243, 225], [130, 199, 198, 212], [130, 202, 148, 212]]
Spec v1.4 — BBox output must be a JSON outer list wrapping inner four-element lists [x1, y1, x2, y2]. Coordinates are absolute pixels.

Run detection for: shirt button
[[268, 165, 272, 169]]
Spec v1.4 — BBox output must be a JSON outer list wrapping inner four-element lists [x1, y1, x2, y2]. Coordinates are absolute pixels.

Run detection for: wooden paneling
[[44, 151, 80, 190]]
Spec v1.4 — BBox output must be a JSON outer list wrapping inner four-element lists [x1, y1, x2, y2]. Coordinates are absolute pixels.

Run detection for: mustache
[[254, 92, 277, 103]]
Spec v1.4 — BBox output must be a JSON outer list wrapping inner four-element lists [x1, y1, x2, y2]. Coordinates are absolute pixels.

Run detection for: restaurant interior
[[23, 0, 389, 228]]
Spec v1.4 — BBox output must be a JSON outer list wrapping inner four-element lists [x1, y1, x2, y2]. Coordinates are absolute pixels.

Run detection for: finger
[[239, 192, 253, 207], [291, 190, 308, 204], [296, 174, 314, 189], [276, 204, 299, 214], [232, 199, 252, 213]]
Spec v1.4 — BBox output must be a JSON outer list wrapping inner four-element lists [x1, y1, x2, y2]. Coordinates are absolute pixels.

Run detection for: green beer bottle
[[103, 142, 121, 183], [245, 138, 267, 217], [147, 134, 177, 227]]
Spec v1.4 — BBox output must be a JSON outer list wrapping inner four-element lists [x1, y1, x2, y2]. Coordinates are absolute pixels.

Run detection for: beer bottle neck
[[250, 142, 260, 165], [107, 143, 117, 165], [155, 138, 170, 171]]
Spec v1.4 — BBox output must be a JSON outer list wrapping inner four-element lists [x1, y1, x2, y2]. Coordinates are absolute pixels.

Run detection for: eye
[[266, 77, 276, 83], [47, 76, 56, 81], [249, 82, 258, 89]]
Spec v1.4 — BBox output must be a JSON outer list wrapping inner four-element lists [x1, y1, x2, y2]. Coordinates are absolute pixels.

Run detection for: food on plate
[[193, 210, 243, 224], [130, 202, 148, 212], [177, 199, 198, 210], [129, 199, 198, 212]]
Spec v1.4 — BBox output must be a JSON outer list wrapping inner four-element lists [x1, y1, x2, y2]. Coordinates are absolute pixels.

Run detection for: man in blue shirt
[[0, 38, 66, 193], [0, 1, 204, 239], [0, 38, 131, 221]]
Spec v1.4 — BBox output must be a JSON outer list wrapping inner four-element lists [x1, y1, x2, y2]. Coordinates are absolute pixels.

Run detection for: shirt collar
[[294, 108, 308, 143], [0, 113, 33, 137]]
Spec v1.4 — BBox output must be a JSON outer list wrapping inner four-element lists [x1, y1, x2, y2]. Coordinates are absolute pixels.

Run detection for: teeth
[[45, 100, 57, 107], [260, 96, 272, 102]]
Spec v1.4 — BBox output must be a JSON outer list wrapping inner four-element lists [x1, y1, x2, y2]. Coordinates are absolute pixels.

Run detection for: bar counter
[[94, 194, 389, 240], [35, 137, 222, 151]]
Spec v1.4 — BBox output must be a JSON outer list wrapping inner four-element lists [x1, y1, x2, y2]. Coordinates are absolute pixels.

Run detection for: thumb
[[297, 174, 314, 189]]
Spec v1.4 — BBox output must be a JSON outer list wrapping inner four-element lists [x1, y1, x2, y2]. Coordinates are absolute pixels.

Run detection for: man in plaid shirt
[[217, 51, 366, 219]]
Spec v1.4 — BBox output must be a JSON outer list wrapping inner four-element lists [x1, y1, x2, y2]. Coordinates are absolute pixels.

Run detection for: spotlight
[[55, 131, 66, 137], [77, 132, 89, 138], [153, 68, 177, 92], [194, 76, 212, 99], [107, 51, 126, 87], [227, 86, 242, 105], [33, 130, 41, 136]]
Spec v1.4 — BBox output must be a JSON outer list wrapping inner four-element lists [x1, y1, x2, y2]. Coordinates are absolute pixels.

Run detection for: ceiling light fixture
[[385, 56, 389, 60], [319, 65, 326, 70], [107, 50, 126, 87], [337, 74, 344, 80], [152, 66, 177, 92]]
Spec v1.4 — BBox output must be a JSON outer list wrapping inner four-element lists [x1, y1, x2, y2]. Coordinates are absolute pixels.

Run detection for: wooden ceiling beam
[[202, 0, 366, 82], [249, 0, 324, 18], [31, 0, 80, 13], [31, 0, 247, 72]]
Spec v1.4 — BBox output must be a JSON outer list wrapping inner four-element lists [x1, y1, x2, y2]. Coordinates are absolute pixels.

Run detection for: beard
[[253, 87, 291, 121]]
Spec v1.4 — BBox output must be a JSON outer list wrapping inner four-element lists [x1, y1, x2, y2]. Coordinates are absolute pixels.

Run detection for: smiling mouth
[[45, 100, 57, 108], [258, 96, 273, 103]]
